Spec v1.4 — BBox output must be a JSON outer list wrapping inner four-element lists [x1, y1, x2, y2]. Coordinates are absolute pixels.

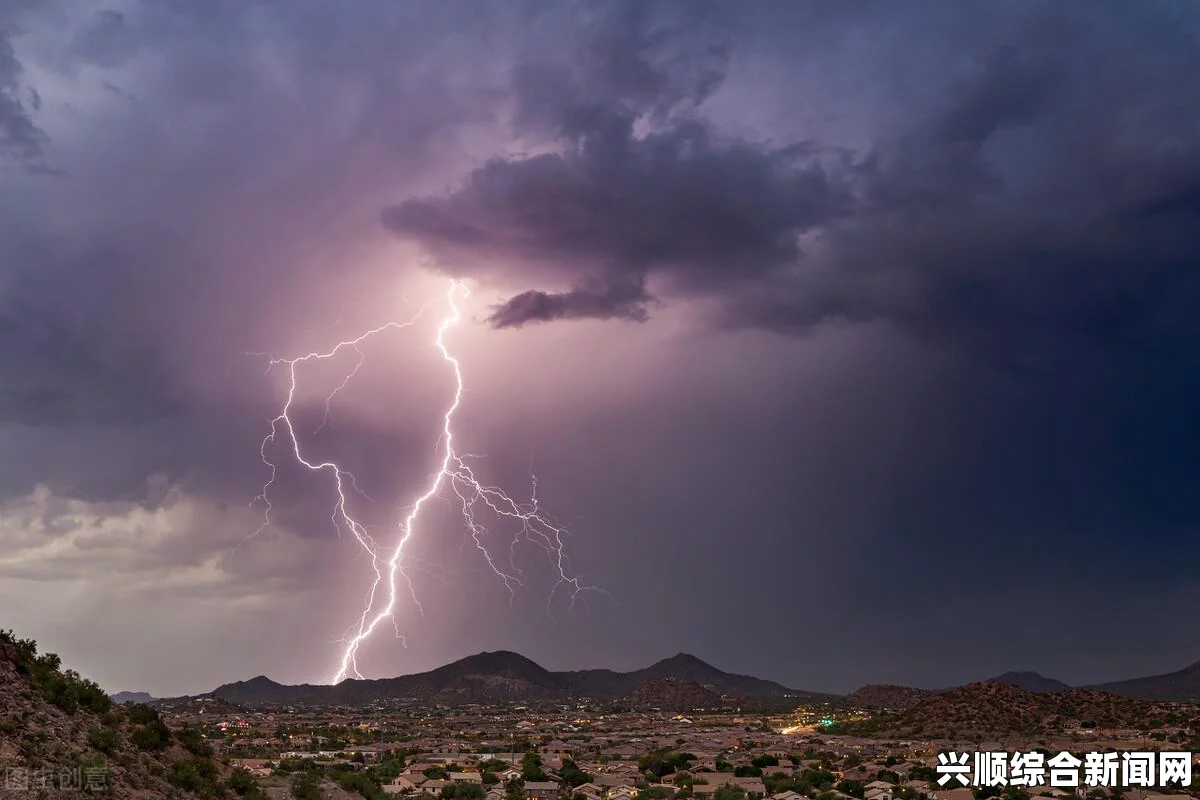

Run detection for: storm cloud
[[2, 0, 1199, 696], [384, 1, 1200, 376]]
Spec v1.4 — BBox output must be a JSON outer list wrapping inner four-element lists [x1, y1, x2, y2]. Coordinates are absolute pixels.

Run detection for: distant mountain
[[209, 650, 828, 707], [109, 690, 154, 704], [1090, 660, 1200, 701], [986, 671, 1071, 693]]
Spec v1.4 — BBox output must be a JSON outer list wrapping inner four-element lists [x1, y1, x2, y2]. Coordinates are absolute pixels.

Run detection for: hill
[[618, 678, 751, 711], [210, 650, 827, 707], [986, 671, 1072, 693], [1091, 660, 1200, 701], [845, 684, 933, 711], [1, 629, 247, 800], [834, 681, 1163, 740], [110, 691, 154, 704]]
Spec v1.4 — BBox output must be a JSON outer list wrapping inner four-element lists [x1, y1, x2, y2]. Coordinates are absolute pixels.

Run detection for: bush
[[132, 720, 171, 751], [292, 772, 323, 800], [126, 704, 161, 725], [229, 767, 262, 797], [337, 769, 383, 800], [178, 724, 214, 757], [168, 758, 223, 798], [88, 728, 121, 755]]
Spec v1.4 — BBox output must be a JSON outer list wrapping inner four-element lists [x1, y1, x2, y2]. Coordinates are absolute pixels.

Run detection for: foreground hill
[[210, 650, 828, 707], [1091, 660, 1200, 701], [835, 681, 1165, 740], [1, 630, 244, 800]]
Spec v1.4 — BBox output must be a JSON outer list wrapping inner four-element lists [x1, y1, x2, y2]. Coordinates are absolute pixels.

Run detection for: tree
[[506, 779, 526, 800], [837, 780, 864, 798], [714, 786, 746, 800], [522, 753, 547, 782], [445, 784, 487, 800], [561, 760, 591, 788], [908, 767, 937, 783]]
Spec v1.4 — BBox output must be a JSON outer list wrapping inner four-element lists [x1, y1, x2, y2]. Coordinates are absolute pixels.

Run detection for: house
[[452, 773, 484, 784], [384, 777, 420, 795], [572, 784, 604, 800], [864, 788, 893, 800], [525, 782, 561, 800], [932, 789, 974, 800], [772, 792, 804, 800], [609, 789, 639, 800], [499, 770, 523, 784], [731, 777, 766, 796]]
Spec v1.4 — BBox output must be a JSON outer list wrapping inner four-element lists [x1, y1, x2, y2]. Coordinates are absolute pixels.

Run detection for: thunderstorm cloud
[[1, 0, 1199, 695]]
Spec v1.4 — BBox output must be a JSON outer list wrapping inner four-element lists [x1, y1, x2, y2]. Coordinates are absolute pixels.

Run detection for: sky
[[2, 0, 1200, 698]]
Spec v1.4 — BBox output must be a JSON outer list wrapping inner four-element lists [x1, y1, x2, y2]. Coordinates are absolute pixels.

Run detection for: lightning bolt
[[248, 278, 604, 686]]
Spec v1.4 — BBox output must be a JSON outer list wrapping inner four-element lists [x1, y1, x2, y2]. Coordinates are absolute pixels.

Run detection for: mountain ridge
[[198, 652, 1200, 707], [985, 671, 1072, 693], [843, 660, 1200, 706], [206, 650, 831, 707]]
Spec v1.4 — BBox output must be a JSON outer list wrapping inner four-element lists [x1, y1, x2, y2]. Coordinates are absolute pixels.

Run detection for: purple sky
[[2, 0, 1200, 697]]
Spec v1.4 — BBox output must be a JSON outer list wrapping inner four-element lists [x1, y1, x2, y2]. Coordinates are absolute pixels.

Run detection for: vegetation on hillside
[[0, 628, 264, 800]]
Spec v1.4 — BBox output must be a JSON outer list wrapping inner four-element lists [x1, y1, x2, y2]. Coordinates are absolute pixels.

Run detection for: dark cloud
[[489, 279, 653, 328], [384, 119, 851, 327], [385, 2, 1200, 379], [0, 25, 47, 165]]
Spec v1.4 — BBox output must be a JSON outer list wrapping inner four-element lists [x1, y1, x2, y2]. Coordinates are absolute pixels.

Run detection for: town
[[152, 696, 1200, 800]]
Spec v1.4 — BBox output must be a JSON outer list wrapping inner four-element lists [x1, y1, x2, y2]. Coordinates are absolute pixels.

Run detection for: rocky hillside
[[619, 678, 749, 711], [845, 684, 933, 711], [1, 629, 255, 800], [837, 681, 1173, 740]]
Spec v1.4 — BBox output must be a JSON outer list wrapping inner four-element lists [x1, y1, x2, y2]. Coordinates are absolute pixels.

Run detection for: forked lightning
[[249, 279, 603, 684]]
